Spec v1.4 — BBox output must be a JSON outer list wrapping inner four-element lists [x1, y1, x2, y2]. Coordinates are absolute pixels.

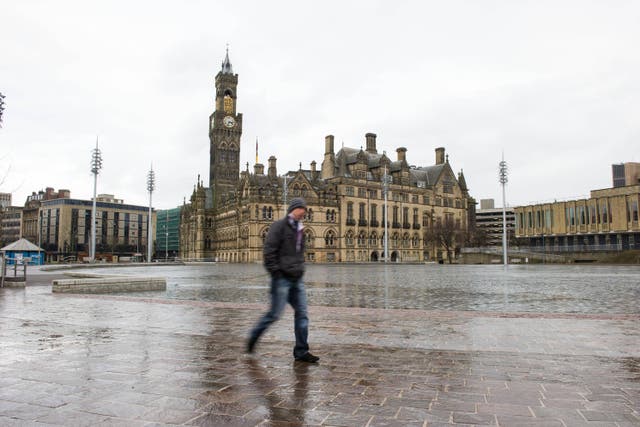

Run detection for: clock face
[[223, 116, 236, 128]]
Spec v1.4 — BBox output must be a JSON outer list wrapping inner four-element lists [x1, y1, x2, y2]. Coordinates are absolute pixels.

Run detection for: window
[[423, 195, 430, 205], [357, 231, 366, 246], [359, 203, 366, 220], [368, 189, 377, 199], [345, 187, 354, 196], [600, 201, 610, 223], [358, 188, 366, 198], [347, 202, 354, 220], [304, 229, 314, 247], [345, 230, 354, 246], [422, 212, 430, 227], [628, 200, 639, 222], [304, 208, 313, 222], [325, 230, 336, 247], [326, 209, 336, 222], [370, 204, 377, 222]]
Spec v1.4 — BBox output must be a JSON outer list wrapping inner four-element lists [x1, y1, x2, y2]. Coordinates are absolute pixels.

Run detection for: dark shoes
[[295, 352, 320, 363], [246, 337, 257, 354]]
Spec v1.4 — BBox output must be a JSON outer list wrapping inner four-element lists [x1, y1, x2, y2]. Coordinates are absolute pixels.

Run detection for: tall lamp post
[[382, 162, 392, 262], [499, 154, 508, 266], [147, 166, 155, 263], [90, 139, 103, 262]]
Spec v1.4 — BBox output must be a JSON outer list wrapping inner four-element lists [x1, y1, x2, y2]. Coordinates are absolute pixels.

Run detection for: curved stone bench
[[52, 275, 166, 293]]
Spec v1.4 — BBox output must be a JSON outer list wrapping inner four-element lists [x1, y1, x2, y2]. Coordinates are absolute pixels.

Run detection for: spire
[[458, 169, 468, 192], [221, 45, 233, 74]]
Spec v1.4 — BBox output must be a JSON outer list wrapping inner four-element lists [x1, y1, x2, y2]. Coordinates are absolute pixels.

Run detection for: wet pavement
[[0, 266, 639, 426]]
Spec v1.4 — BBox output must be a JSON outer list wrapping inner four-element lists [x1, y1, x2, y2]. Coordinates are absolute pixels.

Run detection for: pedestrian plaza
[[0, 265, 638, 426]]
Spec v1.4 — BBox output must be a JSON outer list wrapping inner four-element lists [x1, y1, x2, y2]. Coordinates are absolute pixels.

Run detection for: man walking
[[247, 197, 319, 363]]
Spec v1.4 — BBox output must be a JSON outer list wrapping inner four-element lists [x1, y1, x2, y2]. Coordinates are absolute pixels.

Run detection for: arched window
[[357, 231, 366, 247], [304, 229, 314, 247], [261, 228, 269, 245], [223, 94, 233, 113], [402, 233, 410, 248], [392, 232, 399, 248], [412, 234, 420, 248], [255, 205, 259, 219], [369, 232, 378, 247], [325, 230, 336, 247], [268, 206, 273, 219], [345, 230, 355, 247]]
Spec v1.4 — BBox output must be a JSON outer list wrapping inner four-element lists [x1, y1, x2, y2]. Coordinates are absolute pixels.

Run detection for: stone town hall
[[179, 51, 474, 263]]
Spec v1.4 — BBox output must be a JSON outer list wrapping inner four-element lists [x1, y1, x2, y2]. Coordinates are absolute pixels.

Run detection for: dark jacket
[[263, 216, 305, 279]]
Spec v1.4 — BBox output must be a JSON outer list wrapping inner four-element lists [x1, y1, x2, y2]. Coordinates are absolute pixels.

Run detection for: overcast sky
[[1, 1, 639, 210]]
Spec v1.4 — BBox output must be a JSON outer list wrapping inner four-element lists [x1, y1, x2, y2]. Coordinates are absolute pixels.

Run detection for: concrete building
[[180, 51, 474, 263], [21, 188, 71, 246], [38, 195, 156, 262], [0, 192, 11, 208], [612, 162, 640, 188], [0, 206, 22, 248], [475, 199, 515, 246], [515, 184, 640, 251]]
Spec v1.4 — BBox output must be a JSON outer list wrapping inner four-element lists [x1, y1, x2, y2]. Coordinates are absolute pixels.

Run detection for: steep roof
[[1, 238, 44, 252], [409, 164, 446, 187]]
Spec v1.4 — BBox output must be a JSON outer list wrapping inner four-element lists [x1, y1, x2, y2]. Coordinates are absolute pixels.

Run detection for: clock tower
[[209, 48, 242, 207]]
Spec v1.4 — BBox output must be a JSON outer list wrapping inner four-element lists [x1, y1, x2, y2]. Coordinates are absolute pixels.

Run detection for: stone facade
[[180, 52, 474, 263]]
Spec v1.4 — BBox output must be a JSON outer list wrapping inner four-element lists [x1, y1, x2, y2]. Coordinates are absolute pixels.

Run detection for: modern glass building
[[156, 207, 181, 260]]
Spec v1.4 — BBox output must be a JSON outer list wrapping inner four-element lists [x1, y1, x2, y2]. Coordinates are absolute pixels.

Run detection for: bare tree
[[424, 215, 463, 263]]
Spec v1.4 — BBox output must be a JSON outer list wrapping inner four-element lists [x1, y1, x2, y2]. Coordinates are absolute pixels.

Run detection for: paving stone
[[0, 269, 638, 426]]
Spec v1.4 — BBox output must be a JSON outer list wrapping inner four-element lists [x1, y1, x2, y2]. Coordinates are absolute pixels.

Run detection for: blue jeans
[[249, 275, 310, 358]]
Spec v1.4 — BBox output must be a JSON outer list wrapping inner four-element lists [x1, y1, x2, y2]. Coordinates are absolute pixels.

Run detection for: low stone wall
[[52, 276, 166, 293]]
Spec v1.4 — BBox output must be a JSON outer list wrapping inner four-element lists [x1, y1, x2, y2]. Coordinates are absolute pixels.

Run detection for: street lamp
[[499, 153, 508, 266], [90, 139, 103, 262], [382, 161, 392, 262], [147, 165, 155, 263]]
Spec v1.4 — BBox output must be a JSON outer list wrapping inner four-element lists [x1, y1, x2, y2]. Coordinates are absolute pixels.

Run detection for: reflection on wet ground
[[0, 266, 638, 426], [79, 263, 640, 314]]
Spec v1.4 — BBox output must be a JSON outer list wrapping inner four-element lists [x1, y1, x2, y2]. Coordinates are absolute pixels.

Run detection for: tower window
[[224, 95, 233, 113]]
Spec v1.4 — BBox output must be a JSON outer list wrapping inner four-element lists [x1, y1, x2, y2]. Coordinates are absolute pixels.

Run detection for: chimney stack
[[268, 156, 277, 178], [365, 133, 377, 154], [310, 160, 316, 174], [396, 147, 407, 162], [325, 135, 335, 154], [435, 147, 445, 165], [254, 163, 264, 175], [322, 135, 336, 180]]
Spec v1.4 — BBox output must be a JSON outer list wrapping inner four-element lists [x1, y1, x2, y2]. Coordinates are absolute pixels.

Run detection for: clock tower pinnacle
[[209, 48, 242, 208]]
